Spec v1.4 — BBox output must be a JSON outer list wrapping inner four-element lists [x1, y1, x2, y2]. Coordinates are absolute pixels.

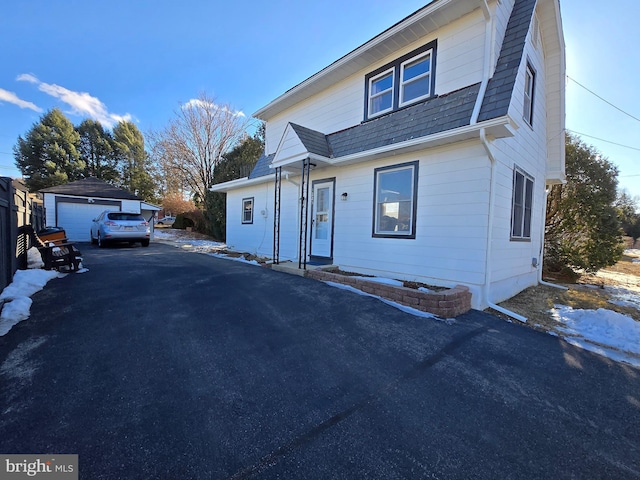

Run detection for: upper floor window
[[523, 63, 535, 127], [369, 69, 394, 116], [400, 51, 432, 106], [365, 41, 437, 120]]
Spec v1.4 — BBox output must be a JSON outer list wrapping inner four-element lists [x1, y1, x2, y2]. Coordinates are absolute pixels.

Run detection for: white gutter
[[474, 1, 528, 323], [208, 175, 271, 192]]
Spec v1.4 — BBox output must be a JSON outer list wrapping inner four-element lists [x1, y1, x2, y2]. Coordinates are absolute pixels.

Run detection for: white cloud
[[183, 98, 245, 117], [16, 73, 132, 127], [0, 87, 42, 112]]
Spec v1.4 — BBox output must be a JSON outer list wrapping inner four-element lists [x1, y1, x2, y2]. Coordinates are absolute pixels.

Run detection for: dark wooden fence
[[0, 177, 45, 293]]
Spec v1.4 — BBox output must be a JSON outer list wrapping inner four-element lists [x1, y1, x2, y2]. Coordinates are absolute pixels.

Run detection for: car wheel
[[91, 231, 97, 245], [98, 233, 105, 248], [141, 239, 150, 247], [157, 222, 164, 225]]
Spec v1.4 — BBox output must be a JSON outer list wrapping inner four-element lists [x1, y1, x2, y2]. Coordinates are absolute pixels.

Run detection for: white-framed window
[[364, 41, 436, 120], [373, 161, 419, 238], [511, 168, 534, 240], [368, 68, 394, 117], [242, 197, 254, 224], [400, 50, 432, 106], [523, 63, 535, 127]]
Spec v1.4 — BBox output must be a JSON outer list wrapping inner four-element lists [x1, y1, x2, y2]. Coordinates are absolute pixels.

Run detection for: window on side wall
[[364, 41, 436, 120], [511, 168, 534, 240], [523, 63, 535, 127], [242, 197, 254, 224], [372, 161, 419, 239]]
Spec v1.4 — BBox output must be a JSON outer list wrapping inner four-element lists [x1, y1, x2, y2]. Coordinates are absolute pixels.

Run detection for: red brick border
[[305, 270, 471, 317]]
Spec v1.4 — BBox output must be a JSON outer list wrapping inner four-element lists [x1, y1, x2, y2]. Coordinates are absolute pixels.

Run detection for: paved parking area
[[1, 242, 639, 479]]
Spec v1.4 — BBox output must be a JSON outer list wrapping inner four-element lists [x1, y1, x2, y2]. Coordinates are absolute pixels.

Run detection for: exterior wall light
[[341, 192, 348, 201]]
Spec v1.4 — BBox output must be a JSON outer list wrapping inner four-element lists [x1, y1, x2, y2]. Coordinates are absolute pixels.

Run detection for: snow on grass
[[0, 269, 62, 336], [550, 305, 640, 367], [606, 286, 640, 311]]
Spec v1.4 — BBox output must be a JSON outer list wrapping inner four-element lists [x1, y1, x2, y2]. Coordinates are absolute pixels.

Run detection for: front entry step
[[271, 261, 335, 277]]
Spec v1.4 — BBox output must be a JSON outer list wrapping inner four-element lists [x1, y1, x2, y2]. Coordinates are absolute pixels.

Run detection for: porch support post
[[273, 166, 282, 265]]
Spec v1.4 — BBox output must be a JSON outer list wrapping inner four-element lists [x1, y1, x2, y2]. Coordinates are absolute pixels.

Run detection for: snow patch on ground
[[550, 305, 640, 367], [155, 229, 259, 265], [351, 276, 404, 287], [26, 247, 44, 269], [0, 269, 61, 336]]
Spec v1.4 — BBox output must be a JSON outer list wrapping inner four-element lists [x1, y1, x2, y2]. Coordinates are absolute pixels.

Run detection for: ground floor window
[[242, 197, 254, 224], [511, 167, 533, 240], [372, 161, 418, 238]]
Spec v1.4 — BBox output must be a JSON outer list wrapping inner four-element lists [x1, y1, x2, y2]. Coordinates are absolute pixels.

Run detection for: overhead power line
[[566, 129, 640, 152], [567, 76, 640, 124]]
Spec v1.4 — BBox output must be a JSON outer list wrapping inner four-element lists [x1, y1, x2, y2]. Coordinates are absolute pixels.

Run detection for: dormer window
[[365, 40, 437, 120], [369, 69, 394, 116], [400, 51, 432, 106]]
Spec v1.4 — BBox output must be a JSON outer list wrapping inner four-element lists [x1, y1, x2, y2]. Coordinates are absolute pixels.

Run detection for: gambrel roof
[[478, 0, 537, 121], [244, 0, 547, 181]]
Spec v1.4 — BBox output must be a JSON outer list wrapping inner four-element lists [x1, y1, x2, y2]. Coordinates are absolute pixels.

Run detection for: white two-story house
[[211, 0, 565, 310]]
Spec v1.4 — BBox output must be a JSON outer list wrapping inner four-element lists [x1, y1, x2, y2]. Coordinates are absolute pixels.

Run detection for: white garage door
[[57, 203, 113, 241]]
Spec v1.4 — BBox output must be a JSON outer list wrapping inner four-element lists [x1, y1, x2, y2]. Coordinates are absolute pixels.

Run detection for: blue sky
[[1, 0, 638, 199]]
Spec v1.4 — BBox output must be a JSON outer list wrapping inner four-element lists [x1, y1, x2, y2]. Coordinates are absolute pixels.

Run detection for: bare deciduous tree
[[149, 92, 250, 202]]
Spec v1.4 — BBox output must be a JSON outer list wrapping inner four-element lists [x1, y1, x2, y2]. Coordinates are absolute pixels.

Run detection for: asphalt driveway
[[1, 242, 639, 479]]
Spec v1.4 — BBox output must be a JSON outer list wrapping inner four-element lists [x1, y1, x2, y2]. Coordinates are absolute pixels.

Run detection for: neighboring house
[[40, 177, 160, 241], [211, 0, 565, 309]]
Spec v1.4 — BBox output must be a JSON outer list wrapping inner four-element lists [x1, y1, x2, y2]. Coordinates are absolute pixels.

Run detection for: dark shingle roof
[[477, 0, 537, 122], [289, 123, 332, 157], [248, 153, 275, 179], [39, 177, 141, 200], [328, 83, 480, 157]]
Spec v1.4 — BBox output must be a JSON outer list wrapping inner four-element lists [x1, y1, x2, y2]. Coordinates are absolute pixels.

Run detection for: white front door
[[310, 180, 334, 258]]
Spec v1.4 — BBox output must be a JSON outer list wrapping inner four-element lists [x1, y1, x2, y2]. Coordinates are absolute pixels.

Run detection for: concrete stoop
[[270, 261, 334, 277]]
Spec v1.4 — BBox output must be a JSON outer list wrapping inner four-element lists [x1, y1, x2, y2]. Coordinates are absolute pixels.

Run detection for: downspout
[[473, 0, 528, 323]]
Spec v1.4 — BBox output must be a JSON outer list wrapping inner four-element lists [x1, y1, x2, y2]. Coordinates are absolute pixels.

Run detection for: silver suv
[[90, 211, 150, 247]]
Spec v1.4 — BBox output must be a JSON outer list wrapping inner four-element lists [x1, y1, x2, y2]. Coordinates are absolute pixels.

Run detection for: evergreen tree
[[545, 134, 625, 273], [77, 119, 119, 182], [113, 121, 157, 201], [204, 126, 264, 240], [14, 108, 84, 191]]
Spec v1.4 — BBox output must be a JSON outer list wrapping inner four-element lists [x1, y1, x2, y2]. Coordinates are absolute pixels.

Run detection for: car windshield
[[108, 213, 145, 221]]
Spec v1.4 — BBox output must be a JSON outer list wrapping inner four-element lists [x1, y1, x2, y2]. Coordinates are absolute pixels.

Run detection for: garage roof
[[39, 177, 142, 200]]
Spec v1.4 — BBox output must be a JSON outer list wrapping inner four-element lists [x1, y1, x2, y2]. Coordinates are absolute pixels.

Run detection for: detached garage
[[40, 177, 160, 241]]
